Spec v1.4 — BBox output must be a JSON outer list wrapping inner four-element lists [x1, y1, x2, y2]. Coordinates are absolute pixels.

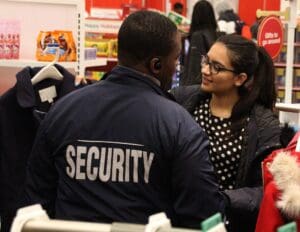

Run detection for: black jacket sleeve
[[170, 110, 226, 228], [223, 106, 282, 232]]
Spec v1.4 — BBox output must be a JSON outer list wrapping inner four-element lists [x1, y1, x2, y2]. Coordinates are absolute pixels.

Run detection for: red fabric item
[[241, 25, 252, 40], [255, 131, 300, 232], [255, 182, 284, 232]]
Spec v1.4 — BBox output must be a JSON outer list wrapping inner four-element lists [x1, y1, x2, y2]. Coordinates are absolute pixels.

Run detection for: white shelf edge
[[0, 58, 112, 69], [276, 102, 300, 111], [7, 0, 79, 5], [0, 59, 76, 68], [83, 58, 109, 68]]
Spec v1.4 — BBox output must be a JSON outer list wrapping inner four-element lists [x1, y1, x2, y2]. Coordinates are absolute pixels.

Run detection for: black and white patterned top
[[193, 98, 246, 191]]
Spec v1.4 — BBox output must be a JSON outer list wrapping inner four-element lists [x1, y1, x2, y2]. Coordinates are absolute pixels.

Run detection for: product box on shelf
[[293, 68, 300, 87], [85, 33, 117, 58], [277, 88, 285, 103], [36, 30, 76, 62], [85, 18, 120, 58], [0, 19, 20, 59], [292, 89, 300, 103], [295, 24, 300, 43], [85, 70, 105, 81], [275, 67, 285, 87], [168, 11, 190, 33], [278, 45, 287, 63], [294, 46, 300, 64], [84, 47, 97, 60]]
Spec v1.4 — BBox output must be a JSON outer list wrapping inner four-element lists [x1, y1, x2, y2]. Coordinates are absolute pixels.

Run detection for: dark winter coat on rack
[[171, 85, 282, 232], [0, 64, 76, 232]]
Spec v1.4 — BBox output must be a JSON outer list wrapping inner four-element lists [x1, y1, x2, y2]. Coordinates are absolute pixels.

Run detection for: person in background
[[251, 16, 264, 42], [181, 0, 218, 86], [173, 2, 184, 15], [171, 34, 282, 232], [215, 1, 244, 35], [24, 10, 225, 229]]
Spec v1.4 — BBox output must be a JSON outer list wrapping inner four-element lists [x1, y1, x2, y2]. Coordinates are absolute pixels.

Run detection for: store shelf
[[276, 102, 300, 125], [283, 42, 300, 46], [278, 86, 300, 91], [0, 59, 76, 68], [276, 102, 300, 112], [83, 58, 111, 67], [274, 63, 300, 68], [0, 58, 109, 69]]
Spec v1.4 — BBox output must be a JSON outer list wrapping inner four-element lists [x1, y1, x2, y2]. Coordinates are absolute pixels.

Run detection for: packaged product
[[85, 39, 110, 57], [36, 30, 76, 61], [110, 39, 118, 57]]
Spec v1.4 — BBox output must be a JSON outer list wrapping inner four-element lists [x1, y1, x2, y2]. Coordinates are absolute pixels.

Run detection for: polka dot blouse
[[193, 99, 246, 191]]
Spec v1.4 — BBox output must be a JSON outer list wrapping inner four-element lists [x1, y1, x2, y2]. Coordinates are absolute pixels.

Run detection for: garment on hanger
[[255, 131, 300, 232], [0, 64, 76, 232]]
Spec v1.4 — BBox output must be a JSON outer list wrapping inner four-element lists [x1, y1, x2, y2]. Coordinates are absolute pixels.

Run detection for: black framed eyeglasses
[[201, 55, 237, 75]]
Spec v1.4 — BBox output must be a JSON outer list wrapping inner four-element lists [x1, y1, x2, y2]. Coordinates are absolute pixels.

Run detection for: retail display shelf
[[0, 58, 108, 69], [0, 59, 76, 68], [284, 42, 300, 47], [277, 86, 300, 91], [276, 102, 300, 125], [276, 102, 300, 113], [83, 58, 109, 67], [274, 63, 300, 68]]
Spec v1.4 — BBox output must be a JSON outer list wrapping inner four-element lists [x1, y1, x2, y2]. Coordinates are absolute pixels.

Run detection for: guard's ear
[[149, 57, 162, 74], [235, 72, 248, 87]]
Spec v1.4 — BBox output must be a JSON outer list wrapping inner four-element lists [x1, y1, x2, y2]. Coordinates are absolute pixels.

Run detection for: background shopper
[[181, 0, 218, 86]]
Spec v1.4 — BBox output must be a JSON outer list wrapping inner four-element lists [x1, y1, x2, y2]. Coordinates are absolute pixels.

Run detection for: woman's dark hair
[[189, 0, 217, 38], [217, 34, 277, 132], [118, 10, 177, 66]]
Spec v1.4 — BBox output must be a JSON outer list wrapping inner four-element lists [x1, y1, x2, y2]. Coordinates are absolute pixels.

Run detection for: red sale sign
[[257, 16, 283, 59]]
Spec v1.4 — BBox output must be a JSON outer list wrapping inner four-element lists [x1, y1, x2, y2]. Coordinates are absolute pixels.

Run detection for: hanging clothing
[[0, 64, 76, 232], [255, 131, 300, 232]]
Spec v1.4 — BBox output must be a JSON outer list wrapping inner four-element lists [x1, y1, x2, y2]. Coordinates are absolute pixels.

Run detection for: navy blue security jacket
[[25, 65, 225, 228]]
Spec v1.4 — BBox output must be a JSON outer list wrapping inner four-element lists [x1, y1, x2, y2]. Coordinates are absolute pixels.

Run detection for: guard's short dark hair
[[118, 10, 177, 66]]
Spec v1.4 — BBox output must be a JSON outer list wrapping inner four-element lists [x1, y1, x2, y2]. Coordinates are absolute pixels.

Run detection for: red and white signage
[[257, 16, 283, 59]]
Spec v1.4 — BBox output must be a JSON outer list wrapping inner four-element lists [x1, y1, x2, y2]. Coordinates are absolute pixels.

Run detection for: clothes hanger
[[31, 48, 63, 85]]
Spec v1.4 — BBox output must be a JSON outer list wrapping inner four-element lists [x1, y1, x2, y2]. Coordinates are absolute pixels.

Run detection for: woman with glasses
[[171, 34, 282, 232]]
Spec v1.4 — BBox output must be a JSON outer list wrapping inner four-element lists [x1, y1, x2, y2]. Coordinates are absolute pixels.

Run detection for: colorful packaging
[[36, 30, 76, 61], [110, 39, 118, 57], [0, 20, 20, 59], [85, 31, 118, 58], [0, 20, 4, 59], [85, 39, 111, 57]]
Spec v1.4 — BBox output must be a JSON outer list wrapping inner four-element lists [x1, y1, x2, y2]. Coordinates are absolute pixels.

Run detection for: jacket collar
[[104, 65, 175, 101], [15, 64, 76, 108]]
